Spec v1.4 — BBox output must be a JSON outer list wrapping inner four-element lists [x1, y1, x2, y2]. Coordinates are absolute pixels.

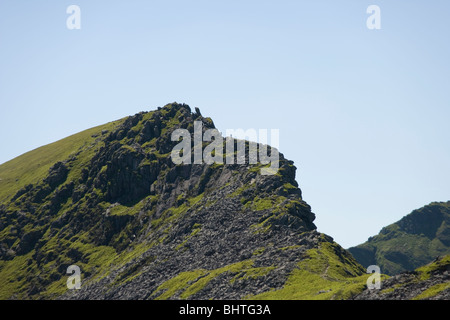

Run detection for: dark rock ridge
[[348, 201, 450, 276]]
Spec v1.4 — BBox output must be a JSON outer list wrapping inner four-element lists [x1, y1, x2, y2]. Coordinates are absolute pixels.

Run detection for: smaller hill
[[348, 201, 450, 275]]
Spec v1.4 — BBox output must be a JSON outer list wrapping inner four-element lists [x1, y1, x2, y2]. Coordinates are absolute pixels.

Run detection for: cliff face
[[348, 202, 450, 276], [0, 103, 371, 300]]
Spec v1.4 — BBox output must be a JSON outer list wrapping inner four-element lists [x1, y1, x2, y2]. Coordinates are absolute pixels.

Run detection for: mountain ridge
[[1, 103, 367, 299], [1, 102, 448, 300]]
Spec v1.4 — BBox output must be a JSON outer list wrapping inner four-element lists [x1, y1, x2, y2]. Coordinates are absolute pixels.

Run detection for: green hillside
[[0, 120, 122, 203], [348, 201, 450, 275]]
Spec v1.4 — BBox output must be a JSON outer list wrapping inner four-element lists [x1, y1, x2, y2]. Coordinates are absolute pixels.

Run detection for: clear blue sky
[[1, 1, 449, 248]]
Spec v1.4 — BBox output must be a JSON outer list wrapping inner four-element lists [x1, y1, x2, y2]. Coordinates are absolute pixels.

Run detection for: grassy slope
[[250, 237, 374, 300], [0, 119, 124, 299], [0, 120, 122, 203]]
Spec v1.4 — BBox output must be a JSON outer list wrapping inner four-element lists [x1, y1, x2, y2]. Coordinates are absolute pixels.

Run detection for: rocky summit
[[0, 103, 448, 300]]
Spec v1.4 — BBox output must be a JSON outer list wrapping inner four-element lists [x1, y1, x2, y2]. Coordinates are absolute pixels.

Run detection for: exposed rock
[[44, 162, 68, 189]]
